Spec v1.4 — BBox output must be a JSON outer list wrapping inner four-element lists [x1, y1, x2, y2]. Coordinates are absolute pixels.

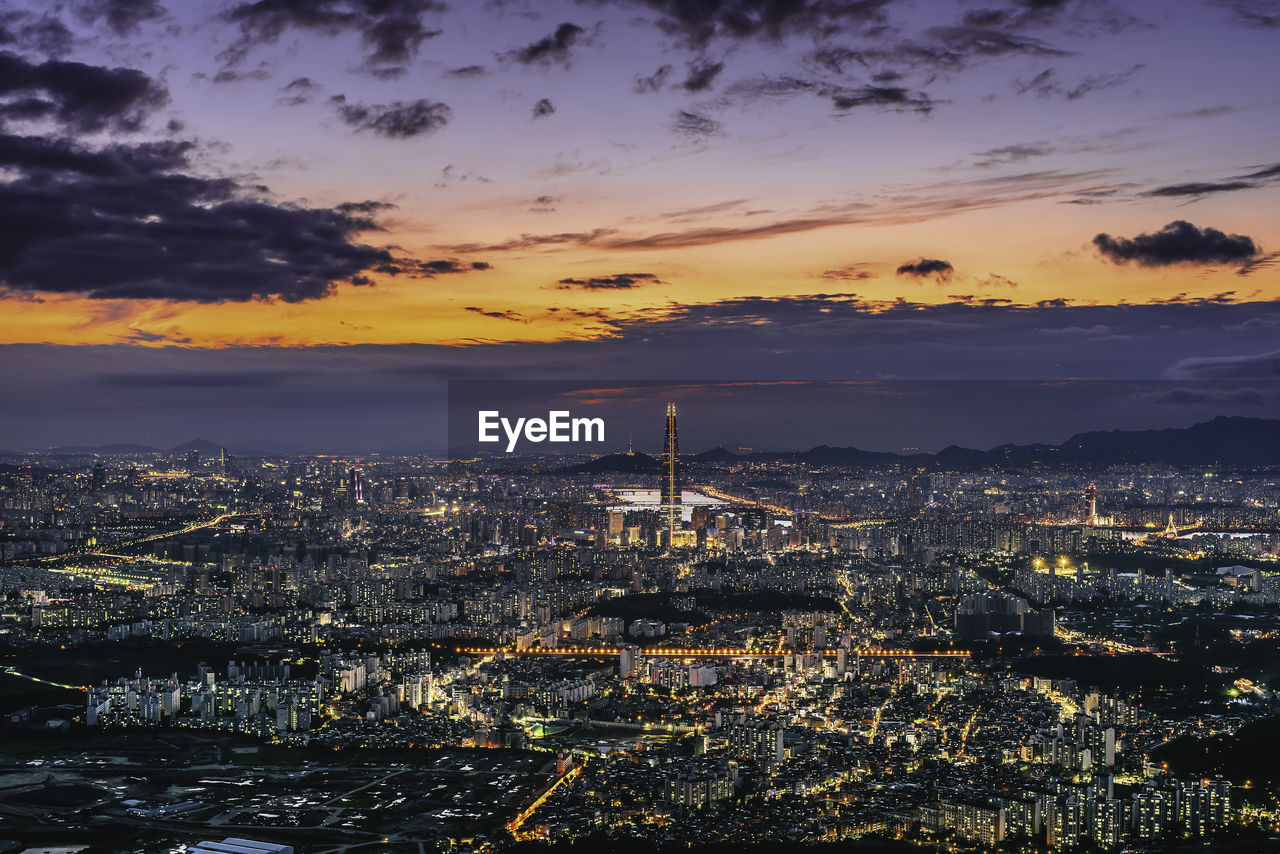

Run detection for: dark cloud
[[464, 306, 525, 322], [820, 264, 874, 281], [75, 0, 166, 36], [0, 51, 168, 133], [210, 66, 271, 85], [277, 76, 320, 106], [1146, 180, 1255, 197], [973, 142, 1054, 167], [681, 59, 724, 92], [597, 0, 892, 50], [529, 194, 558, 213], [633, 64, 672, 93], [926, 26, 1070, 63], [1211, 0, 1280, 28], [829, 84, 934, 112], [1014, 63, 1144, 99], [220, 0, 446, 69], [0, 55, 465, 304], [0, 131, 431, 302], [723, 74, 934, 114], [447, 64, 488, 78], [1131, 387, 1268, 406], [0, 10, 75, 55], [974, 273, 1019, 289], [1164, 349, 1280, 380], [1144, 162, 1280, 198], [896, 258, 955, 281], [556, 272, 664, 290], [1238, 251, 1280, 278], [499, 22, 585, 67], [331, 95, 452, 139], [409, 259, 492, 276], [670, 109, 723, 140], [531, 97, 556, 119], [1093, 221, 1259, 267]]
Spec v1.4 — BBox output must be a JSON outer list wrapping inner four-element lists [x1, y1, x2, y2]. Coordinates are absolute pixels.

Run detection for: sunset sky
[[1, 0, 1278, 450]]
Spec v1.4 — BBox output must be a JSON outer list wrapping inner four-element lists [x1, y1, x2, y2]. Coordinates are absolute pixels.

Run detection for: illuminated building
[[661, 402, 681, 545]]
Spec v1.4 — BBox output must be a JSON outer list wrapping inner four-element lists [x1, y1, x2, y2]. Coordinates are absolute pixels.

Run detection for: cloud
[[556, 272, 664, 290], [446, 64, 488, 78], [1145, 180, 1256, 197], [499, 22, 585, 67], [633, 64, 673, 93], [398, 259, 492, 276], [1093, 221, 1259, 267], [0, 58, 467, 304], [670, 109, 724, 140], [464, 306, 525, 322], [1014, 63, 1144, 99], [820, 263, 874, 281], [1144, 162, 1280, 198], [829, 84, 934, 112], [0, 135, 421, 302], [973, 273, 1019, 289], [973, 142, 1055, 168], [75, 0, 166, 36], [444, 168, 1125, 253], [1211, 0, 1280, 28], [896, 258, 954, 282], [529, 194, 558, 213], [681, 60, 724, 92], [1130, 387, 1268, 406], [0, 10, 75, 55], [0, 50, 168, 133], [599, 0, 892, 50], [277, 76, 321, 106], [1164, 349, 1280, 380], [531, 97, 556, 119], [221, 0, 446, 69], [1237, 252, 1280, 277], [722, 74, 935, 114], [331, 96, 452, 139], [210, 65, 271, 85]]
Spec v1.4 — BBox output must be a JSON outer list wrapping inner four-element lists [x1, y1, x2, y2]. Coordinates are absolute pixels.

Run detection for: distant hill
[[558, 416, 1280, 474], [688, 446, 739, 464], [561, 452, 661, 474]]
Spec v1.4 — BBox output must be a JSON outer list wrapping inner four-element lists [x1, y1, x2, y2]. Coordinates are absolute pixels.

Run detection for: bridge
[[450, 645, 969, 661]]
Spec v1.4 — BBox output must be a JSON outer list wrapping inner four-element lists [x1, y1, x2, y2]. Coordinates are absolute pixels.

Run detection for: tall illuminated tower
[[661, 402, 681, 544]]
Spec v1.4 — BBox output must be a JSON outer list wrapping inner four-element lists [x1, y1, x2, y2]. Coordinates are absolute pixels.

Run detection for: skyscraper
[[661, 402, 681, 544]]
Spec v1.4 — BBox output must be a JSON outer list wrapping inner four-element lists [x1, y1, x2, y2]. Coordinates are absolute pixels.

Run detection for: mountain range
[[560, 416, 1280, 472], [14, 416, 1278, 469]]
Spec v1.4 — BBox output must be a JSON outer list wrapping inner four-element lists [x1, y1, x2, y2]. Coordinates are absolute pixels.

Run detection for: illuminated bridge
[[449, 646, 969, 661]]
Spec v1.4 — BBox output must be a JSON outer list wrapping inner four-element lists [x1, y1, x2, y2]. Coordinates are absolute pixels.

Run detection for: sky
[[0, 0, 1278, 451]]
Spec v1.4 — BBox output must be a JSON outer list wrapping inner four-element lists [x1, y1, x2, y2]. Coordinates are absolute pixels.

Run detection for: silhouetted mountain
[[1054, 416, 1278, 466], [780, 417, 1280, 470], [561, 452, 661, 474], [689, 446, 739, 464]]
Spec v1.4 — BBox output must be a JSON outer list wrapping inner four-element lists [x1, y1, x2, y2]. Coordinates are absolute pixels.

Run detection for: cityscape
[[1, 399, 1279, 853], [1, 0, 1279, 852]]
